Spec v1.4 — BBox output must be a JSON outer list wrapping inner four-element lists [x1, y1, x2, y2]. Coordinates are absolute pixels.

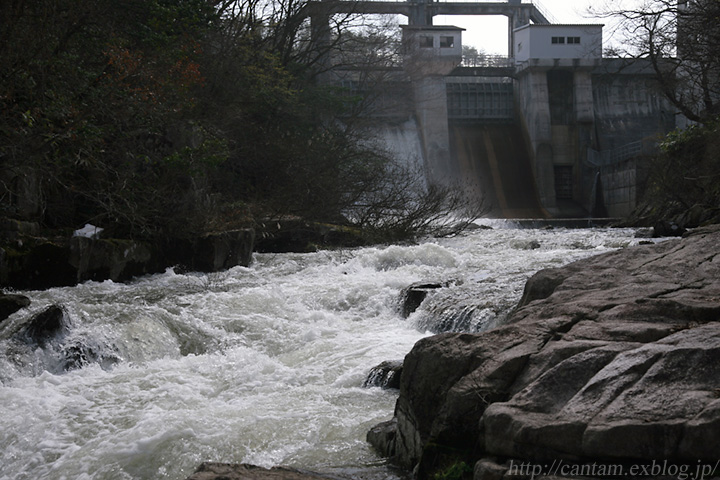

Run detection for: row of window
[[420, 35, 455, 48], [552, 36, 581, 45]]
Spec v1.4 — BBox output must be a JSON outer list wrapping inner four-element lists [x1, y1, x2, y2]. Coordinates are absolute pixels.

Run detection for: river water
[[0, 223, 653, 480]]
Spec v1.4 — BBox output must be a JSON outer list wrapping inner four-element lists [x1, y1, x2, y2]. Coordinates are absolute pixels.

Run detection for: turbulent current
[[0, 223, 656, 480]]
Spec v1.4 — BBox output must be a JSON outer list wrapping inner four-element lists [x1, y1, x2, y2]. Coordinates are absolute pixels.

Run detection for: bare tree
[[593, 0, 720, 124]]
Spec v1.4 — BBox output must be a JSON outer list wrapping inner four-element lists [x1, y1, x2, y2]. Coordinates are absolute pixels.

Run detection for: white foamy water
[[0, 224, 656, 480]]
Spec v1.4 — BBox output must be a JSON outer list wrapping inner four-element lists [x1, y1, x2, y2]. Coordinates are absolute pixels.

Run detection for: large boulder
[[162, 229, 255, 272], [70, 236, 153, 283], [368, 225, 720, 479], [0, 294, 31, 323], [363, 360, 403, 389], [21, 305, 70, 347]]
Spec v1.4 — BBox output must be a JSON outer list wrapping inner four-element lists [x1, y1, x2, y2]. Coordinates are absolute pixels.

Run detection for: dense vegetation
[[640, 119, 720, 225], [0, 0, 473, 244]]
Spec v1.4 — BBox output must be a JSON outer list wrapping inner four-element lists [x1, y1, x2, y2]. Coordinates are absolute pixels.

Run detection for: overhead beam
[[303, 1, 551, 26]]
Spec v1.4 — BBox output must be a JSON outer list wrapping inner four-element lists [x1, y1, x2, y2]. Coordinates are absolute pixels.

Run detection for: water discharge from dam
[[372, 119, 547, 219], [450, 123, 546, 218]]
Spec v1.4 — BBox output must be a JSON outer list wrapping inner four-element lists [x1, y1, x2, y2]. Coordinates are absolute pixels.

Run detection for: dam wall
[[514, 58, 675, 217]]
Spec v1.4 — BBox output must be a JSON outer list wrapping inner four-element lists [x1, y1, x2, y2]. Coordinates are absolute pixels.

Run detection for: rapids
[[0, 223, 657, 480]]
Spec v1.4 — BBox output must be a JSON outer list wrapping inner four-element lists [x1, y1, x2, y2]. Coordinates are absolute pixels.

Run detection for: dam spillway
[[450, 123, 545, 218]]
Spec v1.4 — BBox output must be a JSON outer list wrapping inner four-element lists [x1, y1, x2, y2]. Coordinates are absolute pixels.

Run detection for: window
[[567, 37, 581, 44], [551, 36, 565, 44], [419, 36, 433, 48], [440, 36, 454, 48]]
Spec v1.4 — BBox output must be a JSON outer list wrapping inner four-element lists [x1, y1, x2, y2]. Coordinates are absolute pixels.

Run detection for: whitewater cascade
[[0, 225, 656, 480]]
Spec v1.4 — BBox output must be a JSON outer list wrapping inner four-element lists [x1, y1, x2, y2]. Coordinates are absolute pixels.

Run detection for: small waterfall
[[366, 117, 426, 179]]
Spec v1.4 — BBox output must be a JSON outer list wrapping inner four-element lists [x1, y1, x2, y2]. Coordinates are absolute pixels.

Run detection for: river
[[0, 223, 655, 480]]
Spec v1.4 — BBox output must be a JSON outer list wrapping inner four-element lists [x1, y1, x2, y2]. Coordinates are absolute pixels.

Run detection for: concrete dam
[[312, 0, 678, 219], [450, 124, 544, 218]]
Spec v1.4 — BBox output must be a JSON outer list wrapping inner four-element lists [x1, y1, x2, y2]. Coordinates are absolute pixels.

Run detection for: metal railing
[[461, 55, 514, 67]]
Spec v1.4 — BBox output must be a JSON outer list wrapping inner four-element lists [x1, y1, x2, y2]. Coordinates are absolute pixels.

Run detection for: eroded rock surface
[[369, 225, 720, 479]]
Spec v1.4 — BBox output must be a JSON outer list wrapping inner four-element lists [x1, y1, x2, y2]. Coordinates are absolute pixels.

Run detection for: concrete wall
[[591, 60, 676, 151], [514, 24, 603, 63], [599, 158, 647, 218], [515, 68, 555, 210], [413, 75, 456, 183], [514, 58, 675, 217]]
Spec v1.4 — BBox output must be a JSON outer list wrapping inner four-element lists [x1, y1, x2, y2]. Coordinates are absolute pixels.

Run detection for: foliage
[[646, 118, 720, 213], [343, 160, 488, 242], [433, 461, 473, 480], [0, 0, 219, 236], [1, 0, 479, 245]]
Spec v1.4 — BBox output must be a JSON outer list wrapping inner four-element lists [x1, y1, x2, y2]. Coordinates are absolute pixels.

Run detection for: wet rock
[[634, 228, 654, 238], [185, 462, 344, 480], [367, 419, 397, 458], [0, 240, 77, 289], [653, 220, 686, 237], [363, 360, 403, 389], [0, 294, 31, 322], [164, 229, 255, 273], [23, 305, 69, 346], [415, 303, 496, 334], [370, 225, 720, 478], [61, 342, 120, 372], [0, 218, 41, 240], [399, 282, 446, 318], [511, 239, 541, 250], [70, 236, 153, 283], [515, 268, 566, 309]]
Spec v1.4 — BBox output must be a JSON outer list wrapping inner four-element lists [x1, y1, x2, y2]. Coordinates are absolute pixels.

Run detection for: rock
[[510, 239, 541, 250], [367, 419, 397, 458], [652, 220, 686, 237], [0, 217, 41, 240], [514, 268, 567, 309], [473, 459, 508, 480], [399, 282, 446, 318], [370, 225, 720, 479], [0, 240, 77, 289], [1, 228, 255, 290], [200, 229, 255, 270], [633, 228, 654, 238], [61, 342, 120, 372], [185, 463, 343, 480], [363, 360, 403, 389], [69, 237, 153, 283], [0, 294, 31, 322], [162, 229, 255, 273], [22, 305, 69, 346]]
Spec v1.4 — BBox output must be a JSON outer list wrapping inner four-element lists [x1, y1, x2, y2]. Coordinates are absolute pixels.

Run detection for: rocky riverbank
[[0, 217, 367, 290], [368, 224, 720, 479]]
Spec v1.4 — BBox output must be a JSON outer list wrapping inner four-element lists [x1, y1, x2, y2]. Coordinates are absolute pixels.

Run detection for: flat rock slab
[[186, 463, 345, 480]]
